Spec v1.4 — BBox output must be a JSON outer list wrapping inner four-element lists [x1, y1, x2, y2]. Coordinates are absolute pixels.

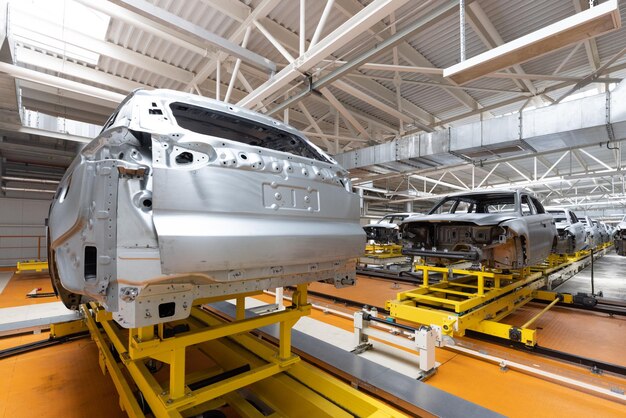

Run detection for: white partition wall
[[0, 197, 51, 267]]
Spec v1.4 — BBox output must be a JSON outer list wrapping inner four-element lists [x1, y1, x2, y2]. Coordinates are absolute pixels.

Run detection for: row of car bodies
[[368, 189, 614, 270]]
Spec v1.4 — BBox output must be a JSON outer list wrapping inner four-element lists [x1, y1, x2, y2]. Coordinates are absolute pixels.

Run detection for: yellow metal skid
[[385, 250, 596, 346], [363, 243, 404, 259], [16, 260, 48, 273], [83, 284, 405, 418]]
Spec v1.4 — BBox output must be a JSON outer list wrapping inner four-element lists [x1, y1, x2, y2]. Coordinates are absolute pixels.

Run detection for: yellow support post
[[169, 348, 187, 401], [137, 325, 155, 342], [80, 284, 404, 418], [235, 296, 246, 320]]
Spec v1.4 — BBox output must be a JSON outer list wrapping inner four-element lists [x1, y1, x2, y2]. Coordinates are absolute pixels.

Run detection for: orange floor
[[1, 273, 625, 418], [261, 292, 626, 418], [310, 275, 626, 368]]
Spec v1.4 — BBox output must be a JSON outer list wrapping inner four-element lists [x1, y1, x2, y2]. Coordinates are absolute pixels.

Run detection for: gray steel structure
[[47, 89, 364, 328]]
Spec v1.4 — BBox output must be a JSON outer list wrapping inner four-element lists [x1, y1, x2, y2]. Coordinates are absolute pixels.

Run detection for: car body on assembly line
[[363, 212, 420, 244], [615, 215, 626, 255], [47, 89, 364, 328], [579, 216, 601, 248], [400, 189, 557, 269], [593, 220, 610, 244], [545, 208, 587, 254]]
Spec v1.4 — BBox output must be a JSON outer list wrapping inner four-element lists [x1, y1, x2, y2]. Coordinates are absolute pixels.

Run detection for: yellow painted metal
[[385, 261, 580, 346], [81, 281, 404, 418], [128, 306, 309, 360], [363, 243, 403, 258], [49, 319, 88, 338], [521, 297, 560, 329], [235, 296, 246, 320], [81, 305, 149, 418], [395, 265, 540, 314], [471, 319, 537, 346], [534, 289, 574, 304], [15, 260, 48, 272], [386, 248, 606, 346]]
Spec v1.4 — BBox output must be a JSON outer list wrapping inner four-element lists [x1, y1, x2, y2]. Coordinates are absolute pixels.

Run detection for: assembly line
[[1, 1, 626, 417]]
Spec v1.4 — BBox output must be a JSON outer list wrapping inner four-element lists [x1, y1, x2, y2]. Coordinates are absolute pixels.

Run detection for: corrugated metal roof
[[7, 0, 626, 200]]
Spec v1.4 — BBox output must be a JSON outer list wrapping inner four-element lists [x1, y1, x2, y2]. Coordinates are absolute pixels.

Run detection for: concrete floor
[[555, 251, 626, 299]]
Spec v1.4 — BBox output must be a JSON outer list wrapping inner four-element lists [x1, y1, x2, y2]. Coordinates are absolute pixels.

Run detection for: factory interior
[[1, 0, 626, 417]]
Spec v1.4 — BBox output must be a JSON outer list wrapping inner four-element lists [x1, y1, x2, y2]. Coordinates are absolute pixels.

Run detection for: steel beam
[[444, 0, 621, 85], [238, 0, 410, 108], [112, 0, 275, 73], [267, 0, 458, 115], [0, 62, 125, 104]]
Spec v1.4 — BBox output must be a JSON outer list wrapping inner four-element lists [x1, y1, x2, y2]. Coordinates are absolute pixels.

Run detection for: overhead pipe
[[2, 176, 60, 184], [459, 0, 466, 62], [1, 186, 56, 193]]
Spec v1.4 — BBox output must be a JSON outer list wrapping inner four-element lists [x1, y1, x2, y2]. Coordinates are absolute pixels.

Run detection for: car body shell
[[400, 189, 557, 269], [545, 208, 587, 254], [593, 220, 610, 244], [362, 212, 420, 244], [579, 216, 601, 248], [47, 89, 364, 328], [615, 216, 626, 255]]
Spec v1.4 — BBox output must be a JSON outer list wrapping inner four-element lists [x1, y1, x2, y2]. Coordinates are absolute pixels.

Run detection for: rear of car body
[[546, 208, 587, 254], [363, 212, 419, 244], [580, 216, 601, 248], [593, 220, 610, 244], [47, 89, 364, 328], [400, 189, 556, 269], [615, 216, 626, 255]]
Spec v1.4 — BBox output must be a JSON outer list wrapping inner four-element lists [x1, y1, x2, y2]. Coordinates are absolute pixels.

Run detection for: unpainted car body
[[400, 189, 556, 269], [593, 220, 610, 244], [580, 216, 601, 248], [615, 216, 626, 255], [363, 212, 419, 244], [545, 208, 587, 254], [47, 89, 364, 328]]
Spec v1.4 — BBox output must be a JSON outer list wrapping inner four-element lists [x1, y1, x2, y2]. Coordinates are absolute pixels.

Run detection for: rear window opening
[[169, 102, 331, 163]]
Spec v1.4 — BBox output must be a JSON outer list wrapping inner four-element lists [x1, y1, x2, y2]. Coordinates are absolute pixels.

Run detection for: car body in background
[[579, 216, 601, 248], [47, 89, 364, 328], [615, 215, 626, 255], [400, 189, 557, 269], [593, 220, 610, 243], [363, 212, 420, 244], [545, 208, 587, 254]]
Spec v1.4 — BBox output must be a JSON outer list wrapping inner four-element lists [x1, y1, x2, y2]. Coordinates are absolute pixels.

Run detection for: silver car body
[[363, 212, 419, 244], [545, 208, 587, 254], [579, 216, 601, 248], [615, 216, 626, 255], [400, 189, 556, 269], [593, 220, 610, 244], [48, 89, 364, 328]]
